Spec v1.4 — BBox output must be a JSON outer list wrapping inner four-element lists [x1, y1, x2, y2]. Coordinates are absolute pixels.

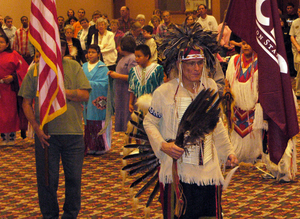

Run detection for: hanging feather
[[134, 110, 144, 120], [129, 120, 147, 134], [146, 180, 160, 207], [123, 151, 153, 160], [130, 164, 159, 188], [124, 144, 152, 149], [127, 133, 149, 141], [122, 155, 157, 171], [129, 161, 159, 176], [135, 172, 159, 198], [222, 79, 234, 131]]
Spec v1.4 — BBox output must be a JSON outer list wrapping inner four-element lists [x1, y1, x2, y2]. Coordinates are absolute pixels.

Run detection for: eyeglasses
[[182, 60, 204, 67]]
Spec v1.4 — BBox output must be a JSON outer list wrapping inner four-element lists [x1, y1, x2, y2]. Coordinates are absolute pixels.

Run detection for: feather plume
[[135, 172, 159, 198], [124, 144, 152, 149], [158, 23, 220, 75], [129, 120, 146, 134], [129, 161, 159, 176], [122, 155, 157, 171], [133, 110, 144, 121], [130, 163, 159, 187], [128, 133, 149, 141], [175, 89, 221, 147], [146, 181, 160, 207], [123, 151, 153, 160]]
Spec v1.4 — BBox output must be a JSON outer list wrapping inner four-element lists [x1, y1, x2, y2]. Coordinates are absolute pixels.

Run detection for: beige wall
[[125, 0, 156, 24], [2, 0, 113, 28]]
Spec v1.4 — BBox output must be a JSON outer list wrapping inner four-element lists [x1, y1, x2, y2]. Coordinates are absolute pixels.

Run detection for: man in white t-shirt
[[196, 4, 218, 32]]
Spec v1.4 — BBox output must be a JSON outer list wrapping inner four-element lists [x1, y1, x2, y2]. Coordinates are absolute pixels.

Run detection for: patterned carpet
[[0, 81, 300, 218]]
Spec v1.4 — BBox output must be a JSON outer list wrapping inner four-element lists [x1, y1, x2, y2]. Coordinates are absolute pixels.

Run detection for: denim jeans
[[35, 135, 84, 218]]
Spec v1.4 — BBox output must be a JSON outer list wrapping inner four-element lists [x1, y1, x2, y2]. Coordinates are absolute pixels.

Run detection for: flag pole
[[218, 0, 233, 46], [43, 124, 49, 186]]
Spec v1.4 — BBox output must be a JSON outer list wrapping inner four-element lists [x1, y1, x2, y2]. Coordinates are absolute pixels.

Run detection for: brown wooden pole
[[43, 124, 49, 186]]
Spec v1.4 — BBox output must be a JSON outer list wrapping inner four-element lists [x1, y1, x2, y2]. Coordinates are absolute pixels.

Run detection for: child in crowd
[[82, 44, 111, 155], [128, 44, 164, 113], [142, 25, 158, 63]]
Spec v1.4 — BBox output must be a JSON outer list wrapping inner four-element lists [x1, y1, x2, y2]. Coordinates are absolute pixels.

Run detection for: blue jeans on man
[[35, 135, 84, 218]]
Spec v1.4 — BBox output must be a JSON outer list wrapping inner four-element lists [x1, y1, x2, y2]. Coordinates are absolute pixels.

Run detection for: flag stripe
[[30, 4, 57, 66], [30, 0, 66, 129]]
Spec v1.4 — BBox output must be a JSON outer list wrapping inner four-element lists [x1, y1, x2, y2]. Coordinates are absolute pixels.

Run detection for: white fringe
[[262, 137, 297, 181], [230, 129, 262, 163], [253, 103, 268, 130], [161, 175, 222, 186], [292, 89, 299, 110], [227, 61, 258, 111]]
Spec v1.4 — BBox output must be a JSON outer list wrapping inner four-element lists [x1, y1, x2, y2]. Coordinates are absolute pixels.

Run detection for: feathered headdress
[[158, 23, 220, 76]]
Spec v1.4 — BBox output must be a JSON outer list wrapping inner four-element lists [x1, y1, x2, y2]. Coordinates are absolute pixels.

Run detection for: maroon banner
[[225, 0, 299, 164]]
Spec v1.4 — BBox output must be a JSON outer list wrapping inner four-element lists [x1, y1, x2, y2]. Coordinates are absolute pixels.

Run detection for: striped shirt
[[13, 27, 29, 55]]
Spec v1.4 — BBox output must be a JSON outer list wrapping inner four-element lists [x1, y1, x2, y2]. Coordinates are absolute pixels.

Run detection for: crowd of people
[[0, 3, 299, 218]]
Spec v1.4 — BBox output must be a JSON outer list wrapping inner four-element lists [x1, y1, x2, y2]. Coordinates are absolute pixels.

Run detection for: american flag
[[29, 0, 66, 129]]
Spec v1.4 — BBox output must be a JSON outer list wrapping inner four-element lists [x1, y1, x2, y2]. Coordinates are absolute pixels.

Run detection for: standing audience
[[196, 4, 218, 32], [87, 11, 101, 47], [157, 11, 176, 38], [136, 14, 146, 27], [124, 21, 145, 46], [57, 16, 65, 39], [13, 16, 32, 64], [3, 16, 17, 48], [107, 36, 137, 132], [118, 6, 135, 33], [284, 3, 298, 27], [110, 19, 124, 62], [73, 8, 86, 38], [91, 17, 117, 70], [142, 25, 157, 63], [217, 21, 234, 57], [64, 25, 86, 64], [77, 18, 90, 54], [150, 15, 161, 35], [64, 9, 76, 26], [89, 10, 101, 26]]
